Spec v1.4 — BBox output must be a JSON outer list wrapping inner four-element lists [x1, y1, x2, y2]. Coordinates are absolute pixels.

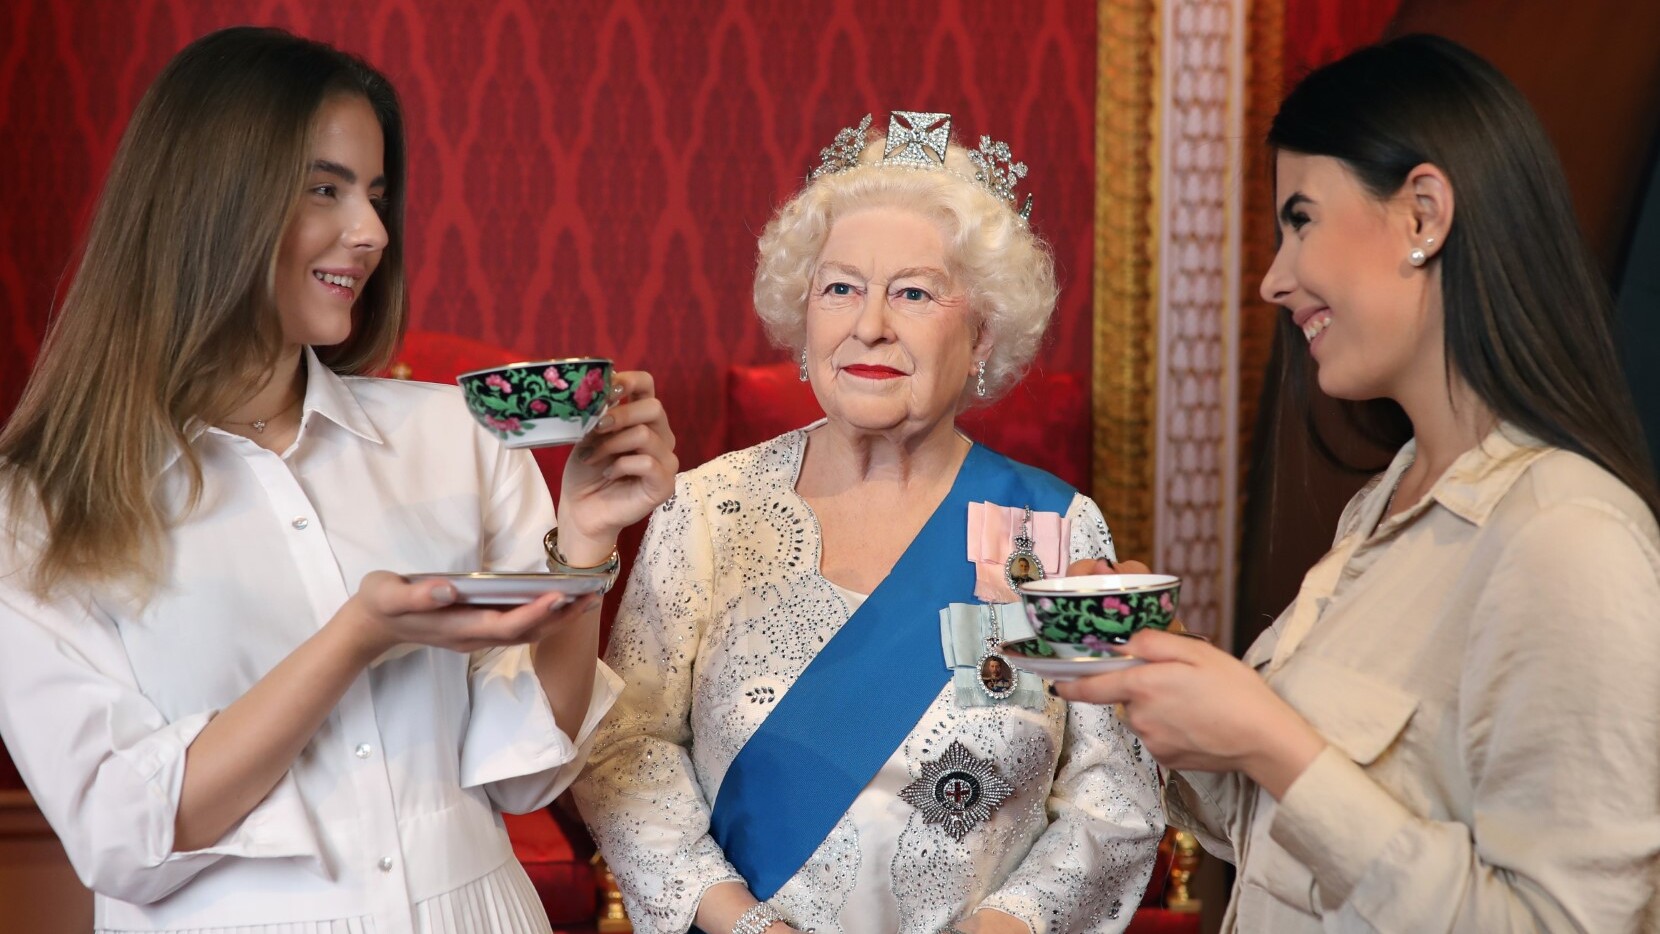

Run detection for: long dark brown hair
[[0, 26, 408, 595], [1268, 33, 1660, 518]]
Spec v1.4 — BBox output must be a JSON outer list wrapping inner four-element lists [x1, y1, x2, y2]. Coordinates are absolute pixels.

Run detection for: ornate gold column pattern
[[1093, 0, 1161, 562]]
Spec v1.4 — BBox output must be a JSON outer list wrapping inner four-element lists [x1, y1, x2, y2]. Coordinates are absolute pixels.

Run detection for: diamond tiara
[[808, 110, 1034, 223]]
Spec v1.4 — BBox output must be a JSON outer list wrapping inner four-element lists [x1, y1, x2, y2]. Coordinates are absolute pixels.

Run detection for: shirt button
[[355, 743, 372, 759], [378, 856, 394, 872], [291, 517, 310, 530]]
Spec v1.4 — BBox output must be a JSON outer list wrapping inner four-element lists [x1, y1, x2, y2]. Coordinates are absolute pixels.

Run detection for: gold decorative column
[[1093, 0, 1162, 562]]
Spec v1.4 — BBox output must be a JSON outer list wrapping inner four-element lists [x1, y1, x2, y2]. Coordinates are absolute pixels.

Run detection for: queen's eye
[[823, 282, 855, 296], [895, 287, 931, 302]]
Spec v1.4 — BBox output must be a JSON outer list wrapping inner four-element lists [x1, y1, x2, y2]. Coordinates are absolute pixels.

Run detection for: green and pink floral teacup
[[1017, 574, 1181, 658], [457, 357, 612, 448]]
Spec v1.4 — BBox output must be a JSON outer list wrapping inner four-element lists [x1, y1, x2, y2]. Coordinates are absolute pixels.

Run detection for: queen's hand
[[554, 370, 678, 566]]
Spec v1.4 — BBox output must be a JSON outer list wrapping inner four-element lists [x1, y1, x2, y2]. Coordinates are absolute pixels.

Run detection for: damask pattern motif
[[1154, 0, 1242, 642], [0, 0, 1097, 486]]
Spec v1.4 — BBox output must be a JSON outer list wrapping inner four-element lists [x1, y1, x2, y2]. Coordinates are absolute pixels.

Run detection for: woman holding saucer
[[574, 112, 1163, 934], [0, 27, 676, 932], [1061, 36, 1660, 932]]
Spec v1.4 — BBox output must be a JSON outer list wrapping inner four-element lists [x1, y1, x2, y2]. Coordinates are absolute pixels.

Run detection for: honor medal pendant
[[1004, 505, 1045, 592], [977, 638, 1016, 700]]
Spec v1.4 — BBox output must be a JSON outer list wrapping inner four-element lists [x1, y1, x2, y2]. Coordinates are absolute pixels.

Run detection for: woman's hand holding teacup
[[1054, 556, 1326, 798], [556, 370, 679, 566]]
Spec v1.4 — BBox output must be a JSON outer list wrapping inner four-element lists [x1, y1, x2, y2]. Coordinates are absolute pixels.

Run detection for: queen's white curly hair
[[752, 133, 1058, 402]]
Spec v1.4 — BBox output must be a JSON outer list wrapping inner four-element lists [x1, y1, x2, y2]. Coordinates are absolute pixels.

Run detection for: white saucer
[[405, 572, 609, 605], [1001, 639, 1146, 681]]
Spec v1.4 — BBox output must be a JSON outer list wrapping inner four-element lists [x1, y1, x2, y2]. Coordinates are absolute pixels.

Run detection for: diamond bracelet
[[731, 903, 784, 934]]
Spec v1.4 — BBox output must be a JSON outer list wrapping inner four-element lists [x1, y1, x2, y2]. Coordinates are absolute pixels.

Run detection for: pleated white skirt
[[97, 858, 554, 934]]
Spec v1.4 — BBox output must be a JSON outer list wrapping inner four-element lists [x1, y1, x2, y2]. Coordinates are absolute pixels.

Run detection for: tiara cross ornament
[[884, 111, 951, 167], [808, 110, 1035, 223]]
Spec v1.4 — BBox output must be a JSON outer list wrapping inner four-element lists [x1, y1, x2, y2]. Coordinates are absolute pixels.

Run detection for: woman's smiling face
[[272, 94, 389, 349], [1260, 151, 1443, 403]]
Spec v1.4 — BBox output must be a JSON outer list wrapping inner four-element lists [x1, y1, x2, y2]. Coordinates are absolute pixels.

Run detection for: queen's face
[[273, 94, 390, 349], [1260, 152, 1440, 402], [804, 205, 981, 434]]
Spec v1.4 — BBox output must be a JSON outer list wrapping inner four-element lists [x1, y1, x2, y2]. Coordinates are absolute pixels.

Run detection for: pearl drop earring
[[1409, 236, 1436, 268]]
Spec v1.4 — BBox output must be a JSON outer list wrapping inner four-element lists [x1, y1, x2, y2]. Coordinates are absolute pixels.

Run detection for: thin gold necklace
[[222, 395, 302, 433]]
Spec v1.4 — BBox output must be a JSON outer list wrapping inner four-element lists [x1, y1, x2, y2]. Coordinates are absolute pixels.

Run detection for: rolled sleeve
[[1268, 746, 1412, 906], [0, 587, 324, 905], [462, 648, 622, 813]]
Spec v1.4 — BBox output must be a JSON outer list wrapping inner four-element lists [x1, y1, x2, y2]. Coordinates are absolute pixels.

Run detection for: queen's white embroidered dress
[[574, 427, 1164, 934]]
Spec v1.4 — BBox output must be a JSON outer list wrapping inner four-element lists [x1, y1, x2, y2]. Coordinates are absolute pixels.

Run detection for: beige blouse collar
[[1365, 422, 1550, 534]]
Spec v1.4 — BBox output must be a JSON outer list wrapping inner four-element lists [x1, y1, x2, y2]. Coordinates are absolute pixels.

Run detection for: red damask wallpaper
[[1282, 0, 1402, 82], [0, 0, 1099, 480]]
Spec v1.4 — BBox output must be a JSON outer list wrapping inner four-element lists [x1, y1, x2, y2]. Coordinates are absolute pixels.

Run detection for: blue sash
[[707, 443, 1075, 901]]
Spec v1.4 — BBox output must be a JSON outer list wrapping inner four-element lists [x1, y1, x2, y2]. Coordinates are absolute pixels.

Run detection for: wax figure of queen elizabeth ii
[[573, 112, 1164, 934]]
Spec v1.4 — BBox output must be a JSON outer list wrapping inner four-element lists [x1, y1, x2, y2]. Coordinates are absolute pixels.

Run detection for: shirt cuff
[[170, 769, 327, 868], [461, 652, 622, 794], [134, 712, 324, 872], [1268, 745, 1413, 909]]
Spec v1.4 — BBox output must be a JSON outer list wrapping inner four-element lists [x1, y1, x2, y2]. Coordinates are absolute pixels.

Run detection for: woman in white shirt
[[1061, 35, 1660, 932], [0, 26, 676, 933]]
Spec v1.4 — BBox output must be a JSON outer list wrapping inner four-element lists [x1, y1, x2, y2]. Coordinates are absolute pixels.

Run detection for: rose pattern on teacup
[[1020, 578, 1180, 657], [459, 361, 608, 442]]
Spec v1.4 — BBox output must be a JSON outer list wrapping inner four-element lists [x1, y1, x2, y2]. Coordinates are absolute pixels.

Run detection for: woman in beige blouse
[[1062, 35, 1660, 933]]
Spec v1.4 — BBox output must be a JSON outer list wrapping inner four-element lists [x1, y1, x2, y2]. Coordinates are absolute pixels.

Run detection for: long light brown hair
[[0, 26, 408, 595]]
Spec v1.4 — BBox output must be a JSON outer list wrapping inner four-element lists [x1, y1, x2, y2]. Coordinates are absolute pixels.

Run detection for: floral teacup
[[457, 358, 612, 448], [1016, 574, 1181, 658]]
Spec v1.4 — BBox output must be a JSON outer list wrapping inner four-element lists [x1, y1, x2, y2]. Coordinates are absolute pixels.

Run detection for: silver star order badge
[[899, 740, 1014, 842], [884, 111, 951, 168]]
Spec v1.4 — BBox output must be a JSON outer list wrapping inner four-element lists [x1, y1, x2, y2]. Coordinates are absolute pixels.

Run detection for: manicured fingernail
[[596, 415, 614, 431], [432, 584, 457, 605], [608, 383, 625, 399]]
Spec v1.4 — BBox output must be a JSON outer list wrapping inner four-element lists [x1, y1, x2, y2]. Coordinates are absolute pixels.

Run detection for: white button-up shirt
[[0, 350, 619, 932]]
